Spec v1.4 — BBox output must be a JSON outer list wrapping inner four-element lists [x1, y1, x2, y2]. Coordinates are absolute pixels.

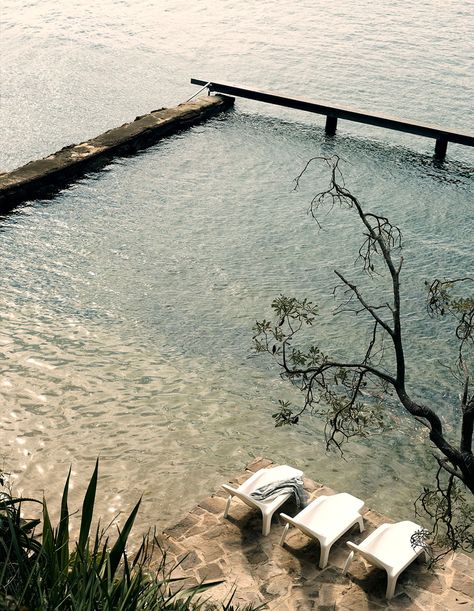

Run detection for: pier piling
[[434, 137, 448, 160], [325, 115, 338, 136]]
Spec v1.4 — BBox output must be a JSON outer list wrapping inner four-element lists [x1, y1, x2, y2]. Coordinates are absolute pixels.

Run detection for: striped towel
[[250, 476, 307, 508]]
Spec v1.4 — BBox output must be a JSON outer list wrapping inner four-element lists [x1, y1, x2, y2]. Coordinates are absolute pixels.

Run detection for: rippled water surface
[[1, 1, 473, 533]]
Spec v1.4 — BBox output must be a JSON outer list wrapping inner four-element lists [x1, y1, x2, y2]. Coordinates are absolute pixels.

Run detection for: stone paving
[[161, 458, 474, 609]]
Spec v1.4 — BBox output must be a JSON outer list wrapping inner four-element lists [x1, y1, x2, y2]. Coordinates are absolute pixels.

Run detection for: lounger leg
[[279, 523, 290, 547], [342, 551, 354, 575], [319, 544, 331, 569], [386, 574, 397, 600], [262, 512, 272, 536], [358, 516, 365, 532], [223, 495, 232, 519]]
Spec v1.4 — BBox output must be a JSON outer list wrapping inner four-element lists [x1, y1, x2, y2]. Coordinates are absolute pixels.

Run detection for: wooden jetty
[[191, 78, 474, 160]]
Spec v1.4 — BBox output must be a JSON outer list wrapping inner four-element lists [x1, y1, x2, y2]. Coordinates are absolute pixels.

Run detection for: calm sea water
[[0, 1, 473, 533]]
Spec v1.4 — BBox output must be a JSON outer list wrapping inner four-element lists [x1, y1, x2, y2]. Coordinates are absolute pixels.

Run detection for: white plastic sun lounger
[[222, 464, 303, 536], [343, 520, 427, 599], [279, 492, 365, 569]]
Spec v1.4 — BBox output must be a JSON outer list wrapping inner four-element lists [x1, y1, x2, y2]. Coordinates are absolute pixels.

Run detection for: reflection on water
[[1, 0, 473, 534], [0, 295, 438, 534]]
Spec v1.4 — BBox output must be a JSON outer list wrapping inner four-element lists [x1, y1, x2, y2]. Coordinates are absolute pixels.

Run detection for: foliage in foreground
[[0, 461, 257, 610], [253, 156, 474, 561]]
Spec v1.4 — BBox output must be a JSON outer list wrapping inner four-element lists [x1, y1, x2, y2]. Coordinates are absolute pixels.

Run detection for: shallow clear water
[[0, 1, 473, 533]]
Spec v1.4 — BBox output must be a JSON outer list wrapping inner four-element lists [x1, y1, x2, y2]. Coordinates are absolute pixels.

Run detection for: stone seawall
[[0, 94, 234, 212]]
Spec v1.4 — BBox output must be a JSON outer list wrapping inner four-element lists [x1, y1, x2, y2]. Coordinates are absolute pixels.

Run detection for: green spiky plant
[[0, 461, 259, 610]]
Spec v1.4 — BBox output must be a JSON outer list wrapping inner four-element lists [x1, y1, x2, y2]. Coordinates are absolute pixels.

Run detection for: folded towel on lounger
[[250, 476, 307, 508]]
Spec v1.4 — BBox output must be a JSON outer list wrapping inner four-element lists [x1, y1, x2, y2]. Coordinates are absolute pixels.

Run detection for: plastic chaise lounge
[[343, 520, 427, 599], [279, 492, 365, 569], [222, 464, 303, 536]]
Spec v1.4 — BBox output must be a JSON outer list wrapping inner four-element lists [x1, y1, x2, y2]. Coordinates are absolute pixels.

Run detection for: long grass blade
[[108, 498, 141, 579], [78, 458, 99, 552], [57, 467, 71, 572], [41, 498, 59, 592]]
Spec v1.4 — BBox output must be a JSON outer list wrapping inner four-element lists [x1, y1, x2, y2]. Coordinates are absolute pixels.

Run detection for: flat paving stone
[[452, 572, 474, 599], [197, 562, 225, 581], [198, 496, 227, 515], [160, 458, 474, 610]]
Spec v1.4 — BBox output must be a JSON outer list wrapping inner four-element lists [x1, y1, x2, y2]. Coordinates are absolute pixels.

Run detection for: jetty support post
[[434, 137, 448, 161], [325, 115, 338, 136]]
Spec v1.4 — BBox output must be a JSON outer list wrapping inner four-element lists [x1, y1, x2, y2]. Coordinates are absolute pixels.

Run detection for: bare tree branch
[[254, 156, 474, 556]]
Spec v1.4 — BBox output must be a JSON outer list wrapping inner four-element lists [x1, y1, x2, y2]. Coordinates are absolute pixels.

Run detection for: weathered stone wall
[[0, 94, 234, 211]]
